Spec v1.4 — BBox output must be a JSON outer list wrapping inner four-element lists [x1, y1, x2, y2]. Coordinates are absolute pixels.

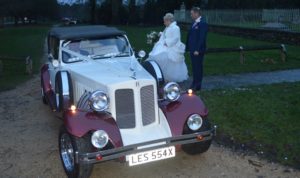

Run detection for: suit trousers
[[190, 53, 204, 89]]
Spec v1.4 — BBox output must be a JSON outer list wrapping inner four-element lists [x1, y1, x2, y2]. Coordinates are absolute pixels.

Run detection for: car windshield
[[62, 36, 132, 63]]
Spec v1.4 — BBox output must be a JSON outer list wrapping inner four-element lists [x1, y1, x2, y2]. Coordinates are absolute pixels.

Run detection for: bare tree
[[89, 0, 96, 24], [111, 0, 122, 24]]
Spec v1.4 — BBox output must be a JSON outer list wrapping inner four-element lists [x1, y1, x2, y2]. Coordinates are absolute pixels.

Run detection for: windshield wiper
[[115, 52, 131, 57]]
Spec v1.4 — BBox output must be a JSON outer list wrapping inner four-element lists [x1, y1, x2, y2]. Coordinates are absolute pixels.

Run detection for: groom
[[186, 7, 208, 91]]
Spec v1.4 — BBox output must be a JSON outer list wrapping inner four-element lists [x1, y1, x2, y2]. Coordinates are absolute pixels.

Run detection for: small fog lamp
[[188, 89, 193, 95]]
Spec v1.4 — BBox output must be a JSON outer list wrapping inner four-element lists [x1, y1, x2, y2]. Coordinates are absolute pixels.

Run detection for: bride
[[148, 13, 188, 82]]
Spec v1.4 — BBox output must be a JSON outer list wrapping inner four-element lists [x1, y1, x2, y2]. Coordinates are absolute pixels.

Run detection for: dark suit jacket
[[186, 19, 208, 54]]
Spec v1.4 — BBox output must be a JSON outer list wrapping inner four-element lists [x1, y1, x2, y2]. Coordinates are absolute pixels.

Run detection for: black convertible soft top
[[48, 25, 125, 40]]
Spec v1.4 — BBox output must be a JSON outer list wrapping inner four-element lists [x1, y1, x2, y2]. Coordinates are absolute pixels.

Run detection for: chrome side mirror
[[52, 59, 59, 68], [138, 50, 146, 58], [48, 53, 59, 68]]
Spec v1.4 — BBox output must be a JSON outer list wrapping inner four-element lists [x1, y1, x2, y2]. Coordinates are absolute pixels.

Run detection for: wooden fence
[[205, 44, 287, 64], [174, 9, 300, 32]]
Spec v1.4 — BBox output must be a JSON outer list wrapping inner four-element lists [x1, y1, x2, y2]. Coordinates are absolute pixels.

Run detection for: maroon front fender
[[159, 93, 209, 136], [63, 110, 123, 148]]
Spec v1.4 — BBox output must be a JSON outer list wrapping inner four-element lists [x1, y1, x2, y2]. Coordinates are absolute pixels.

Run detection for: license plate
[[127, 146, 175, 166]]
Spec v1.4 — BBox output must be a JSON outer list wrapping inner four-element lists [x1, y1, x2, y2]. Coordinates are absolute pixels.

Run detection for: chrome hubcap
[[60, 133, 74, 172], [56, 93, 60, 108]]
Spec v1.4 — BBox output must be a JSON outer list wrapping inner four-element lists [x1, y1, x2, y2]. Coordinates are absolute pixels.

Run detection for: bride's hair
[[163, 13, 174, 22]]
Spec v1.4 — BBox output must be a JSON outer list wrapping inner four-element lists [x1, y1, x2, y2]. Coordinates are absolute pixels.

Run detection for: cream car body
[[41, 25, 214, 178]]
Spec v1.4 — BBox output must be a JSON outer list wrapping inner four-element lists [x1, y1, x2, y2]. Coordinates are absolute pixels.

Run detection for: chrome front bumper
[[75, 126, 216, 165]]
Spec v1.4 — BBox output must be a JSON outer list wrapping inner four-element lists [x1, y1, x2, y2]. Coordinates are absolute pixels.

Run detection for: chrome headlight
[[89, 90, 109, 112], [163, 82, 181, 102], [187, 114, 203, 131], [91, 130, 109, 149]]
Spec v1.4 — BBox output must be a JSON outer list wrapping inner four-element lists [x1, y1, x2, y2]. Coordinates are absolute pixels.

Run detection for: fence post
[[280, 44, 287, 62], [239, 46, 245, 64], [25, 56, 32, 74]]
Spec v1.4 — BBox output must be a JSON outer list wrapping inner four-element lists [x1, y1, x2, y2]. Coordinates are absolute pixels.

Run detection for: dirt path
[[0, 76, 299, 178], [0, 77, 300, 178]]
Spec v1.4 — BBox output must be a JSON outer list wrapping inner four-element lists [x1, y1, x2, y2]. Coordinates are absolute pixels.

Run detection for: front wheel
[[182, 140, 212, 155], [59, 126, 93, 178]]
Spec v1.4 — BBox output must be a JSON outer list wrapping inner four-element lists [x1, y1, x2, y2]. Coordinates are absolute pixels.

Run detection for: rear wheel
[[41, 77, 47, 105], [59, 126, 93, 178], [182, 120, 212, 155]]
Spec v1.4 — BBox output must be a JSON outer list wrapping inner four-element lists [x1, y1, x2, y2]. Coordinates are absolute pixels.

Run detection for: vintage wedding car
[[40, 25, 215, 178]]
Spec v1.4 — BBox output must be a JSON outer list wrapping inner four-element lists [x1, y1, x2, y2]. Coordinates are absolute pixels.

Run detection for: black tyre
[[59, 126, 93, 178], [55, 71, 73, 112], [182, 140, 212, 155], [182, 119, 212, 155]]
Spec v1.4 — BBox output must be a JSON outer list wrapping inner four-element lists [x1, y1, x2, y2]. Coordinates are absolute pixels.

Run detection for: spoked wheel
[[60, 131, 75, 173], [59, 126, 93, 178]]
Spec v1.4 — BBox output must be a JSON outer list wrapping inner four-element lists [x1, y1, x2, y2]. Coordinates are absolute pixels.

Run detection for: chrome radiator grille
[[115, 85, 156, 129], [115, 89, 136, 129], [141, 85, 156, 126]]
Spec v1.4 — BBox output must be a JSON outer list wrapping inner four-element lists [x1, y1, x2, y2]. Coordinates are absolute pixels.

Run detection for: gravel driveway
[[180, 69, 300, 90], [0, 76, 299, 178]]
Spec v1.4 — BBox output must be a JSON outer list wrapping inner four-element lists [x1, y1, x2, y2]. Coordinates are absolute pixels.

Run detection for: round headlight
[[138, 50, 146, 58], [91, 130, 109, 149], [187, 114, 203, 131], [163, 82, 181, 102], [89, 90, 109, 112]]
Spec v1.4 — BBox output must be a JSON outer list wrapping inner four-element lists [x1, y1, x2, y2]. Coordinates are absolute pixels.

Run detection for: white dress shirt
[[192, 16, 202, 27]]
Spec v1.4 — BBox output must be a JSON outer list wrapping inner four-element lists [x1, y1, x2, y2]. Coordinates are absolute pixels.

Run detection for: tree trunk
[[111, 0, 121, 24], [90, 0, 96, 24]]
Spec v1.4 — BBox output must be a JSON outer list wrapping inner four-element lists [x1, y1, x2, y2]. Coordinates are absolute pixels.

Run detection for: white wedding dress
[[148, 22, 188, 82]]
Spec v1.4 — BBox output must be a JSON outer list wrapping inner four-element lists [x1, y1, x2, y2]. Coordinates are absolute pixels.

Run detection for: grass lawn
[[1, 25, 299, 91], [119, 26, 300, 76], [0, 26, 49, 91], [200, 82, 300, 168]]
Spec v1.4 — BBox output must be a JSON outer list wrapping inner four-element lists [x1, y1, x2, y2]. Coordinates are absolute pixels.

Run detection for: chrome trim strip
[[56, 93, 60, 108], [149, 60, 163, 82], [61, 72, 70, 96]]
